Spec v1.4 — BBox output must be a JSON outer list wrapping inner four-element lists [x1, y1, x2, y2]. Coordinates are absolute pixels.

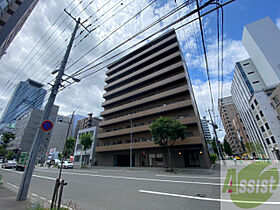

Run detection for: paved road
[[0, 166, 221, 210]]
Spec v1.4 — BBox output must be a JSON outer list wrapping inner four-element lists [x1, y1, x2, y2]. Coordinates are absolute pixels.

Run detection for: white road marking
[[139, 190, 280, 204], [156, 174, 223, 180], [5, 182, 19, 189]]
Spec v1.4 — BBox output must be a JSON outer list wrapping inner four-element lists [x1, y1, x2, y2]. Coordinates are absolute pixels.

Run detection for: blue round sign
[[41, 120, 53, 132]]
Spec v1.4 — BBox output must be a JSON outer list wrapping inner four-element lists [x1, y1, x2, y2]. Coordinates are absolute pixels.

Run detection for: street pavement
[[0, 166, 221, 210]]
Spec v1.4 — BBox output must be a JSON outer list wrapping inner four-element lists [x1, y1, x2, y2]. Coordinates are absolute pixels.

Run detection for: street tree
[[63, 137, 76, 158], [80, 133, 93, 165], [0, 132, 15, 161], [6, 150, 15, 160], [211, 138, 218, 155], [223, 139, 232, 156], [150, 116, 186, 171]]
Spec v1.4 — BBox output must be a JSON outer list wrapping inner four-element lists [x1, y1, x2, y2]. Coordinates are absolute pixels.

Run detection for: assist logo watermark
[[221, 160, 280, 209]]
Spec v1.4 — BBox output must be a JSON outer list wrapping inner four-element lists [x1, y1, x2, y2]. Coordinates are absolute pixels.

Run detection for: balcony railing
[[96, 136, 201, 152], [106, 33, 177, 76], [102, 72, 187, 108], [105, 42, 179, 83], [98, 116, 197, 139], [100, 99, 192, 127], [103, 61, 183, 98], [104, 51, 181, 90]]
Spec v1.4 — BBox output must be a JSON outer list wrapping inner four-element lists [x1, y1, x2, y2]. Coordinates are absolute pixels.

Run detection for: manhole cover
[[196, 194, 206, 197]]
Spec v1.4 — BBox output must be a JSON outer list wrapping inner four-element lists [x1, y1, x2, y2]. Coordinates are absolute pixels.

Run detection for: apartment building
[[96, 29, 210, 168], [232, 113, 249, 152], [218, 96, 243, 154], [0, 0, 39, 58]]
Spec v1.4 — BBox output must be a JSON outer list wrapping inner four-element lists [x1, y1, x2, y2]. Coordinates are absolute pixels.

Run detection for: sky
[[0, 0, 279, 140]]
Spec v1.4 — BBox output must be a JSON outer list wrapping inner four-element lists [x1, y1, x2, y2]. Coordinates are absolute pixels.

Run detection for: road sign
[[41, 120, 53, 132]]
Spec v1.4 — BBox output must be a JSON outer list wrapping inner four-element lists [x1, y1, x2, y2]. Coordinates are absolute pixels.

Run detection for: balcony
[[101, 85, 189, 118], [96, 136, 201, 152], [98, 117, 197, 139], [100, 99, 192, 126], [104, 51, 181, 90], [102, 72, 187, 107], [105, 42, 178, 83], [103, 61, 183, 98], [106, 33, 177, 76]]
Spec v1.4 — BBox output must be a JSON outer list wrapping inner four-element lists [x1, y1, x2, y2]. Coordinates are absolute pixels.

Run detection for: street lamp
[[129, 119, 132, 168]]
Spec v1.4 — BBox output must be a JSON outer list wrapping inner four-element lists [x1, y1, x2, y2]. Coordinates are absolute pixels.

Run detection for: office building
[[96, 29, 210, 168], [231, 17, 280, 159], [9, 105, 59, 153], [0, 79, 47, 125], [0, 0, 39, 58], [201, 116, 214, 154], [218, 96, 243, 155], [47, 115, 72, 156]]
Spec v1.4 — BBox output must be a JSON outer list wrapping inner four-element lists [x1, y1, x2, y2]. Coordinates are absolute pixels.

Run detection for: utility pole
[[17, 18, 80, 201], [208, 109, 224, 160]]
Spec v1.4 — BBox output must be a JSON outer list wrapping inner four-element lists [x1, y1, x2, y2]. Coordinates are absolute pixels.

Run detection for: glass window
[[259, 110, 264, 117], [265, 123, 270, 130], [261, 126, 265, 132], [266, 138, 271, 145], [255, 114, 260, 121], [254, 99, 258, 105], [273, 96, 279, 105], [251, 104, 255, 110], [271, 136, 276, 144]]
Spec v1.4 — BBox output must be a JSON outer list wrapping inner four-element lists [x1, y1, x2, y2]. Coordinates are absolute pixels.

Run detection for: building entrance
[[184, 151, 200, 167]]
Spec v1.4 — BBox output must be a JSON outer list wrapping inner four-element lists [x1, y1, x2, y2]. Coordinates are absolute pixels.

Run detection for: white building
[[73, 126, 98, 167], [231, 17, 280, 159]]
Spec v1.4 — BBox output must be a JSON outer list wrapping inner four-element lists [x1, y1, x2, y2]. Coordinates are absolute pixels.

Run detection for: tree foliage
[[223, 139, 232, 156], [80, 133, 93, 165], [6, 150, 14, 160], [211, 138, 218, 155], [63, 137, 76, 158], [1, 132, 15, 147], [150, 117, 186, 171]]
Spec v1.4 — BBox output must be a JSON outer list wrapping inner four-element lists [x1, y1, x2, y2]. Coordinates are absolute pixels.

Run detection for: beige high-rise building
[[218, 96, 243, 154], [96, 29, 210, 168]]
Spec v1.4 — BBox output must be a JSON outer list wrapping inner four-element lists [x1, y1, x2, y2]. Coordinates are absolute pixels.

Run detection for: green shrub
[[210, 153, 218, 164]]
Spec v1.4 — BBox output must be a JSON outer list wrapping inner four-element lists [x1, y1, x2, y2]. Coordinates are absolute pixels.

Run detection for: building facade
[[96, 29, 210, 168], [218, 96, 244, 155], [47, 115, 72, 156], [0, 0, 39, 58], [231, 17, 280, 159], [9, 105, 59, 154], [74, 113, 100, 138], [232, 113, 249, 152], [0, 79, 46, 125]]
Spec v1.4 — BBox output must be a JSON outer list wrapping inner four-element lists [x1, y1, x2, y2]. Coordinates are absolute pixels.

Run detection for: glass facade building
[[0, 79, 46, 125]]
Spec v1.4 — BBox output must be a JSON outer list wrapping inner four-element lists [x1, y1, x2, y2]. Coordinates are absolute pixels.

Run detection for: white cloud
[[276, 17, 280, 29], [192, 79, 232, 141]]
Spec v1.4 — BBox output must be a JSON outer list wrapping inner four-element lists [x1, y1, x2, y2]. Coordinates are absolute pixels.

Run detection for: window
[[185, 132, 193, 137], [265, 123, 270, 130], [271, 136, 276, 144], [117, 141, 122, 144], [254, 99, 258, 105], [255, 114, 260, 121], [251, 104, 255, 110], [247, 71, 254, 74], [266, 138, 271, 145], [272, 96, 279, 105], [260, 126, 265, 132], [259, 110, 264, 117], [253, 81, 259, 84], [104, 142, 110, 146]]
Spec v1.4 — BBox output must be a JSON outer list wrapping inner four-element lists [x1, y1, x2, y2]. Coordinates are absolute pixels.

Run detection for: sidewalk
[[76, 163, 220, 174], [0, 183, 30, 210]]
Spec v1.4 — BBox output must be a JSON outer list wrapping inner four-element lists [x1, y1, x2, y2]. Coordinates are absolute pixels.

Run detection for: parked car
[[0, 159, 3, 163], [2, 160, 16, 169], [58, 161, 73, 169]]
